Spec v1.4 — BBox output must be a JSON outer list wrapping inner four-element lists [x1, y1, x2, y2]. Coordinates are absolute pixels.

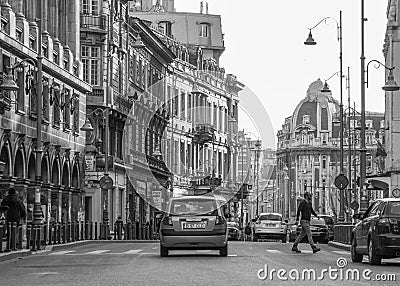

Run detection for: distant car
[[252, 213, 288, 243], [319, 214, 335, 241], [159, 194, 228, 257], [227, 222, 242, 241], [289, 224, 298, 242], [296, 217, 329, 244], [351, 198, 400, 265]]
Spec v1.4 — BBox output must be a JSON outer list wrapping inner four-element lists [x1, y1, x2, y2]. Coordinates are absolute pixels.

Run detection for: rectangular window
[[322, 156, 327, 169], [16, 70, 25, 113], [82, 0, 99, 14], [181, 92, 185, 119], [82, 45, 100, 85], [187, 93, 192, 121], [199, 23, 209, 37]]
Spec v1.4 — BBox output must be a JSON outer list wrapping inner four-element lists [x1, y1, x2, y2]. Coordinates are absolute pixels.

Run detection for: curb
[[328, 241, 351, 251], [0, 240, 160, 262], [0, 249, 32, 262]]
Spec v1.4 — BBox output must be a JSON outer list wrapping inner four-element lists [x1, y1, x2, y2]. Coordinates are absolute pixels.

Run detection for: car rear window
[[259, 214, 281, 221], [311, 218, 326, 225], [386, 201, 400, 216], [170, 199, 218, 216]]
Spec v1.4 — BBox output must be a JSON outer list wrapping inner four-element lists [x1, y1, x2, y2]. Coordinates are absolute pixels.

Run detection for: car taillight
[[163, 216, 173, 225], [377, 218, 391, 234], [215, 216, 225, 225]]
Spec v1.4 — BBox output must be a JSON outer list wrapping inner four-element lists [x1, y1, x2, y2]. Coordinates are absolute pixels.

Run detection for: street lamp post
[[305, 11, 346, 222], [253, 140, 261, 217]]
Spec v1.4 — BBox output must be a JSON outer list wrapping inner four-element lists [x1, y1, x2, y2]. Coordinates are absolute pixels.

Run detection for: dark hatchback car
[[351, 198, 400, 265], [296, 217, 329, 244], [319, 214, 335, 241], [159, 195, 228, 257]]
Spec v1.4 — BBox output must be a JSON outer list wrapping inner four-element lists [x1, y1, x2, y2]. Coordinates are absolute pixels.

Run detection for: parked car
[[296, 217, 329, 244], [252, 213, 288, 243], [319, 214, 335, 241], [227, 222, 242, 241], [351, 198, 400, 265], [159, 194, 228, 257]]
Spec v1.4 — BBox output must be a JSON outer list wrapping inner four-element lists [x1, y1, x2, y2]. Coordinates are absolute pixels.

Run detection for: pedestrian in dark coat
[[244, 223, 252, 241], [1, 188, 26, 226], [291, 192, 321, 254]]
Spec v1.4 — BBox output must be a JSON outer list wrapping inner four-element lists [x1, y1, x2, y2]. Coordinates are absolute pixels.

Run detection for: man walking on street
[[1, 188, 26, 229], [291, 192, 321, 254]]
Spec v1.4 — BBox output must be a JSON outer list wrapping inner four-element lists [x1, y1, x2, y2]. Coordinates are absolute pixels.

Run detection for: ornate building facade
[[0, 1, 91, 230], [276, 79, 384, 221], [382, 0, 400, 198]]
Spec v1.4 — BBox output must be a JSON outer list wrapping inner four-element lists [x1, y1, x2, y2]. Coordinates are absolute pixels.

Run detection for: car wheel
[[368, 238, 381, 265], [351, 238, 363, 263], [160, 245, 169, 257], [253, 234, 259, 242], [220, 245, 228, 257], [281, 235, 287, 243]]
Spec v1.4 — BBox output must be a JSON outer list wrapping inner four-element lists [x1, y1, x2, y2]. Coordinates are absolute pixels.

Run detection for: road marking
[[152, 247, 157, 250], [85, 250, 110, 254], [30, 272, 59, 276], [228, 254, 238, 257], [122, 249, 143, 254], [266, 249, 282, 254], [332, 250, 349, 255], [196, 250, 212, 253], [49, 251, 76, 255]]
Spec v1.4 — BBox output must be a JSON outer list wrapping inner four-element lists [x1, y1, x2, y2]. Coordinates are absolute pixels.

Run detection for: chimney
[[206, 2, 208, 14], [200, 1, 203, 13]]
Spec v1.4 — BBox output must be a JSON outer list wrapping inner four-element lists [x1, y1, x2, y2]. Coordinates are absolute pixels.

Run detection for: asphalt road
[[0, 241, 399, 286]]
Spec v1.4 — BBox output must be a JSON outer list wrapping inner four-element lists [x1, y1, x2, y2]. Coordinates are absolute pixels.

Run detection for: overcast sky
[[174, 0, 389, 148]]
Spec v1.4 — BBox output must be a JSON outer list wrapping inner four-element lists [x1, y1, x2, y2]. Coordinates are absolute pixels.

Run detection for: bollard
[[31, 225, 37, 251], [4, 222, 11, 252], [133, 223, 137, 240], [26, 224, 31, 250], [62, 223, 67, 244], [90, 222, 93, 240], [99, 223, 103, 240], [138, 225, 142, 240], [18, 225, 23, 250], [71, 222, 75, 242], [67, 222, 71, 242], [0, 224, 3, 252], [113, 225, 117, 240], [94, 222, 98, 240], [36, 225, 41, 250], [10, 222, 17, 251], [80, 221, 84, 240], [43, 224, 47, 246], [57, 223, 61, 244], [53, 224, 58, 245], [126, 222, 131, 240], [85, 221, 89, 240], [48, 224, 52, 245]]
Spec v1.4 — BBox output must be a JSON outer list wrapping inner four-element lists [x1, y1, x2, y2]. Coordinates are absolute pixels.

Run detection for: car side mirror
[[251, 218, 257, 223], [285, 219, 289, 223]]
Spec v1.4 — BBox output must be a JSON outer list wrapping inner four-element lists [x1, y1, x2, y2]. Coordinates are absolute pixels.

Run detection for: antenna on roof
[[206, 2, 208, 14], [200, 1, 203, 14]]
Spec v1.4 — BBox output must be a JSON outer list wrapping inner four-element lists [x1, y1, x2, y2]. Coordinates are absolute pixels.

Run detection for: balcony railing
[[80, 14, 107, 32]]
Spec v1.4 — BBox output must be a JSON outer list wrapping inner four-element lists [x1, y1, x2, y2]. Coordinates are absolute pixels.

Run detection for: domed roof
[[291, 79, 340, 134]]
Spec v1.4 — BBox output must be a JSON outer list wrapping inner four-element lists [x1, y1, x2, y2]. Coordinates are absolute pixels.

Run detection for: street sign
[[334, 174, 349, 190], [99, 175, 113, 190]]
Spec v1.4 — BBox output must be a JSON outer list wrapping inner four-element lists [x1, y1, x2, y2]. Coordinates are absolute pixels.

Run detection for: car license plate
[[182, 222, 206, 229]]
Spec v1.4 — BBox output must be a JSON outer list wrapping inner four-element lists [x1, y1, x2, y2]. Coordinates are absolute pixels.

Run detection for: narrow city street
[[0, 241, 398, 286]]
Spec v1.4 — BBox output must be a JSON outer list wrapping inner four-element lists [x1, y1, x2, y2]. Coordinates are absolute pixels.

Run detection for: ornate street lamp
[[305, 11, 346, 222]]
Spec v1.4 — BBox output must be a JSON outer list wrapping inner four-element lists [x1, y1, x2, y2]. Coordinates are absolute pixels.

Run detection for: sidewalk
[[0, 239, 160, 263], [328, 240, 351, 251]]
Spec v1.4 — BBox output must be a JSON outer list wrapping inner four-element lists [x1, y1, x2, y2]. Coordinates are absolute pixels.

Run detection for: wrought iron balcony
[[80, 14, 108, 32]]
